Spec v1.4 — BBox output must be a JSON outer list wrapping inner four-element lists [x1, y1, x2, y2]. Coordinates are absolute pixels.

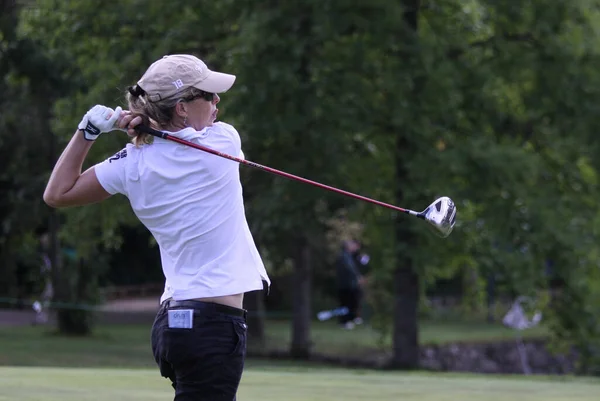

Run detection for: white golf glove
[[78, 105, 123, 141]]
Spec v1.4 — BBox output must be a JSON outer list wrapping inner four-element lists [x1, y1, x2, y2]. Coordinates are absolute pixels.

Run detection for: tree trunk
[[391, 246, 419, 368], [57, 257, 93, 336], [290, 238, 312, 359], [0, 238, 19, 306], [48, 207, 64, 326], [45, 81, 67, 332], [244, 289, 266, 350], [391, 121, 419, 368], [288, 5, 314, 359], [390, 0, 421, 370]]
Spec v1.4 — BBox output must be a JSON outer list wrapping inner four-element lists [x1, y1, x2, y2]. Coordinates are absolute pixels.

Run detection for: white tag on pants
[[168, 309, 194, 329]]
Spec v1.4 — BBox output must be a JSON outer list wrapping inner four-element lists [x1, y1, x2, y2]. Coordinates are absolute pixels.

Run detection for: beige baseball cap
[[137, 54, 236, 102]]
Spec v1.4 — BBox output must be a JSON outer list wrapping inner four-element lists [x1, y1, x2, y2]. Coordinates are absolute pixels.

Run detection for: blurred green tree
[[17, 0, 243, 334], [11, 0, 600, 372], [0, 0, 69, 322], [370, 0, 600, 370]]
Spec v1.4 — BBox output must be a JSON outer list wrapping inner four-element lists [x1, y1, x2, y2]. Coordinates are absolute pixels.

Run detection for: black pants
[[338, 288, 361, 324], [151, 299, 248, 401]]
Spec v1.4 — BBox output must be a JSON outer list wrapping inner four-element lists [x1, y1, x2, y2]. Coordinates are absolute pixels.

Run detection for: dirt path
[[0, 297, 159, 327], [99, 297, 159, 312], [0, 310, 37, 327]]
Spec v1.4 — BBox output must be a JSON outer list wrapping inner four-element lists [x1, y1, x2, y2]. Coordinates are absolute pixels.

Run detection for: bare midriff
[[192, 293, 244, 309]]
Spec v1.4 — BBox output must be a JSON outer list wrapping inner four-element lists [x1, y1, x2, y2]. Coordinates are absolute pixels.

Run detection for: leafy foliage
[[0, 0, 598, 371]]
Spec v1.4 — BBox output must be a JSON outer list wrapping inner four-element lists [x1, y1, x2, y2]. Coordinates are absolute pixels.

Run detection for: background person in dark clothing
[[351, 241, 370, 325], [336, 239, 364, 329]]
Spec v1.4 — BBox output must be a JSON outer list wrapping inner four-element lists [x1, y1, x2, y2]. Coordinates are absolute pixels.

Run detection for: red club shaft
[[137, 125, 412, 214]]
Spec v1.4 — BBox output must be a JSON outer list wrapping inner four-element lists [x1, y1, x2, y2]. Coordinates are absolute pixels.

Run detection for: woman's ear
[[175, 101, 187, 118]]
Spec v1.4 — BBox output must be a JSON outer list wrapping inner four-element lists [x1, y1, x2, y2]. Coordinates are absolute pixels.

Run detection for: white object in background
[[32, 301, 42, 313], [317, 307, 349, 321], [502, 296, 542, 330], [502, 296, 543, 375]]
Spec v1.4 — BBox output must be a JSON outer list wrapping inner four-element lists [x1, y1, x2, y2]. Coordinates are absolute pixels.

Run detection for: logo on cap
[[172, 79, 184, 89]]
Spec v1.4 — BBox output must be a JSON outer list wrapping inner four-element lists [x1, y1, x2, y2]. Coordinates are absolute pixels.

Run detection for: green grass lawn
[[0, 319, 595, 401], [0, 318, 548, 368], [0, 366, 598, 401]]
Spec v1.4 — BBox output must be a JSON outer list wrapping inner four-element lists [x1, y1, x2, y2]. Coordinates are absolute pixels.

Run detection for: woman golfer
[[44, 54, 270, 400]]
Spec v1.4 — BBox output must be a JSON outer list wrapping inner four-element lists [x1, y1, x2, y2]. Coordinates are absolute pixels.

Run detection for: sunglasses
[[182, 90, 215, 103]]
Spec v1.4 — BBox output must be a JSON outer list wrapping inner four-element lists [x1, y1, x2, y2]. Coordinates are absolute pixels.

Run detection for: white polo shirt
[[94, 122, 270, 304]]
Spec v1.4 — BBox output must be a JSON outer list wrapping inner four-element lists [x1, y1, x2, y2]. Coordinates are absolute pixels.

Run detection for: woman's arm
[[43, 130, 110, 208], [43, 106, 141, 208]]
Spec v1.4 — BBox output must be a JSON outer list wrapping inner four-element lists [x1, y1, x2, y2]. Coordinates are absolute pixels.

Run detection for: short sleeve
[[214, 122, 242, 159], [94, 147, 128, 195]]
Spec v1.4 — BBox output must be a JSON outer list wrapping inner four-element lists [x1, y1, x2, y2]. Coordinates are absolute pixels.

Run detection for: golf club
[[134, 124, 457, 237]]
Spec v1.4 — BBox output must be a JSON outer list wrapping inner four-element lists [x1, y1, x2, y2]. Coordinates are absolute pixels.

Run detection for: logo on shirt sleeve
[[108, 149, 127, 163]]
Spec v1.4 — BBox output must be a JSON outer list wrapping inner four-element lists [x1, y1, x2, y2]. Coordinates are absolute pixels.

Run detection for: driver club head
[[419, 196, 457, 238]]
